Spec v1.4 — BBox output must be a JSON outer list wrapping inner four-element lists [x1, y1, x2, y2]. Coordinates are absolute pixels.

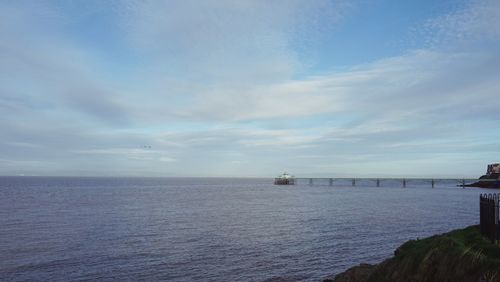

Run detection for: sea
[[0, 176, 492, 281]]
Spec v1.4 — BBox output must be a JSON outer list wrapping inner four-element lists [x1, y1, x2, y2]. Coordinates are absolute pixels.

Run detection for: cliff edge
[[325, 226, 500, 282]]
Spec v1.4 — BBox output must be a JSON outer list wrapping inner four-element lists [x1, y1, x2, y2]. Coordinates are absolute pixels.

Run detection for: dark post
[[431, 179, 435, 188], [494, 194, 499, 244], [352, 178, 356, 187], [480, 195, 484, 235], [376, 179, 380, 187], [309, 178, 313, 185], [329, 178, 333, 186], [403, 178, 406, 188], [462, 178, 465, 188], [479, 194, 500, 243]]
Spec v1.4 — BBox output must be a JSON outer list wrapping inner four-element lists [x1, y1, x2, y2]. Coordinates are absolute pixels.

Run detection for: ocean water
[[0, 177, 490, 281]]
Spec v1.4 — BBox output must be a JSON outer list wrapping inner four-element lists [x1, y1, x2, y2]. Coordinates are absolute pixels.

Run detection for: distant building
[[487, 163, 500, 175]]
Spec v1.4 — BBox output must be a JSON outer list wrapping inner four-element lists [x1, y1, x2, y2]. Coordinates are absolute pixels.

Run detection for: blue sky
[[1, 0, 499, 177]]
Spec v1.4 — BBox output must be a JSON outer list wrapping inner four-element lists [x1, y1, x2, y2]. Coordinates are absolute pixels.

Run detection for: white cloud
[[420, 0, 500, 47], [0, 2, 133, 127], [120, 0, 349, 78]]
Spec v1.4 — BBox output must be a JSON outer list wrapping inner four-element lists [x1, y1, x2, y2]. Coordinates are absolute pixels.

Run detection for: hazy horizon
[[1, 0, 499, 177]]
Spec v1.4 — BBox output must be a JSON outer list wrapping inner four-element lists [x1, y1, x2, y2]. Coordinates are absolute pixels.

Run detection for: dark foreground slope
[[326, 226, 500, 282]]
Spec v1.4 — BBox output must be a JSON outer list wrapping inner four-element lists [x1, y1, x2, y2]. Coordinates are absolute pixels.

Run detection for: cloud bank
[[0, 0, 499, 177]]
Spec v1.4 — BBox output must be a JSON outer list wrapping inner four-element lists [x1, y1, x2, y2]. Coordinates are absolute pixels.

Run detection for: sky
[[1, 0, 499, 177]]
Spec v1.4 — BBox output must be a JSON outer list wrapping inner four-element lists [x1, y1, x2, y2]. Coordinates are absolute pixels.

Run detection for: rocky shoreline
[[324, 226, 500, 282], [465, 164, 500, 188], [465, 172, 500, 188]]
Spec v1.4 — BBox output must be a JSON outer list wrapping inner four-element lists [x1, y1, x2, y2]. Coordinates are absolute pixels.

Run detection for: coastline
[[324, 225, 500, 282]]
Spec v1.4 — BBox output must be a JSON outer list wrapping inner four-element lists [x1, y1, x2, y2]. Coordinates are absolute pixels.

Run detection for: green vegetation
[[329, 226, 500, 282]]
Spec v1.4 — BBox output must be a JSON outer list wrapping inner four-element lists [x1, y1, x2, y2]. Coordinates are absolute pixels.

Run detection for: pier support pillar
[[403, 178, 406, 188], [352, 178, 356, 187], [462, 179, 465, 188], [309, 178, 313, 185], [376, 179, 380, 187], [431, 179, 435, 188], [329, 178, 333, 186]]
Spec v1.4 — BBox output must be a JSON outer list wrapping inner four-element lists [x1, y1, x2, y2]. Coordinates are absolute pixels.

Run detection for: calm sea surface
[[0, 177, 490, 281]]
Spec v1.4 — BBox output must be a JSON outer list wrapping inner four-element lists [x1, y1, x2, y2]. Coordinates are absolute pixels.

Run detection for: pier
[[291, 177, 481, 188]]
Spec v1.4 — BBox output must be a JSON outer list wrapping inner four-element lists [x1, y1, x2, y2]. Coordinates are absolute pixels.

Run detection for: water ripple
[[0, 177, 486, 281]]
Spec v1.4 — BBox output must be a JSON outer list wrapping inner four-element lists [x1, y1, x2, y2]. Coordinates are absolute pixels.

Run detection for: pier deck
[[291, 177, 483, 188]]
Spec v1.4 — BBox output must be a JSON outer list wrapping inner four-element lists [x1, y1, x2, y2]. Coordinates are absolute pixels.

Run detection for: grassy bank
[[327, 226, 500, 282]]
